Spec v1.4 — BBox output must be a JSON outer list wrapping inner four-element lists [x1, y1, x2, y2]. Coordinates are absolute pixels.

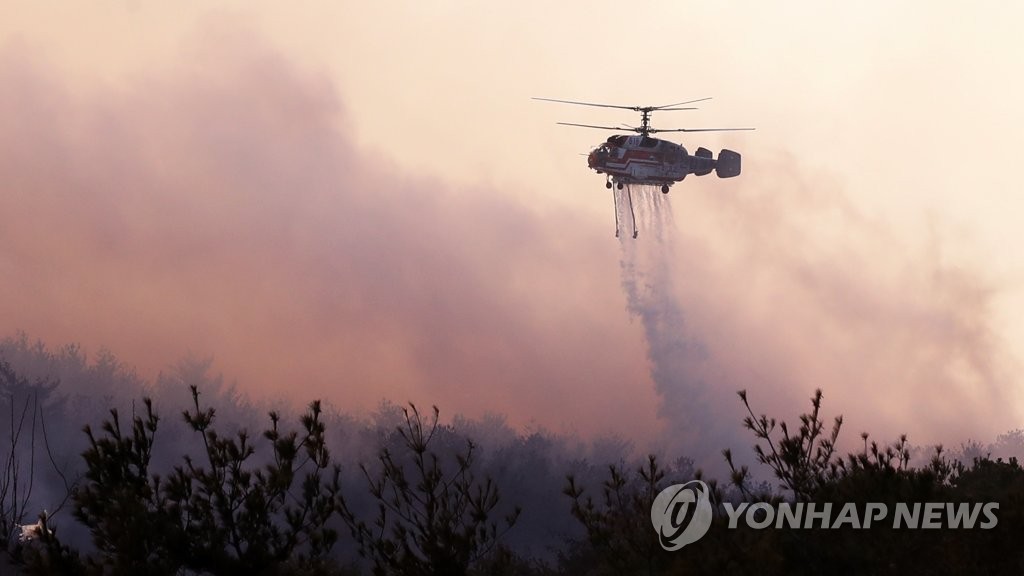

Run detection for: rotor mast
[[638, 109, 654, 137], [533, 97, 756, 136]]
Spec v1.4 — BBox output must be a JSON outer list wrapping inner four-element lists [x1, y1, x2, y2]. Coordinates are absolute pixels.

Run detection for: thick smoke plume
[[617, 187, 743, 464], [0, 33, 654, 441], [0, 24, 1018, 469], [616, 158, 1020, 465]]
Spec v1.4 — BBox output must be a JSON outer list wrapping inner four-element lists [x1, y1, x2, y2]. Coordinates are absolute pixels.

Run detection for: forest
[[3, 332, 1024, 575]]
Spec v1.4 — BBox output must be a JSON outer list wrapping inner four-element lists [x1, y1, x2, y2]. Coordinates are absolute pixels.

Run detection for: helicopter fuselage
[[532, 95, 750, 236], [587, 134, 733, 191]]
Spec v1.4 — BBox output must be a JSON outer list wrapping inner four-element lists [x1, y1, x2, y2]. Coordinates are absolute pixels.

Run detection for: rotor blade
[[557, 121, 637, 131], [652, 97, 712, 109], [536, 97, 712, 112], [533, 97, 638, 111], [651, 107, 700, 111], [649, 127, 755, 133]]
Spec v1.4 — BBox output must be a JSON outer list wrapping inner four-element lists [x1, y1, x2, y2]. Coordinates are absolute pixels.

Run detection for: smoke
[[0, 21, 1018, 471], [618, 187, 743, 464], [617, 156, 1020, 466], [0, 29, 658, 442]]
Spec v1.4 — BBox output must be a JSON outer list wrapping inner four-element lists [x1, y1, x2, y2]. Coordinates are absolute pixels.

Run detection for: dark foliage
[[341, 404, 521, 576], [727, 388, 842, 501], [4, 340, 1024, 575], [718, 390, 1024, 575], [563, 454, 701, 576], [1, 359, 71, 563], [48, 386, 347, 575]]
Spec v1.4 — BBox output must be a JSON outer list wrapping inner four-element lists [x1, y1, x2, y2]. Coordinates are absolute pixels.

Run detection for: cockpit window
[[639, 137, 658, 148]]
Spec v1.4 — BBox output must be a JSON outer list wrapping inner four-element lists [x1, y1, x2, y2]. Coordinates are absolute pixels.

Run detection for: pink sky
[[1, 3, 1022, 455]]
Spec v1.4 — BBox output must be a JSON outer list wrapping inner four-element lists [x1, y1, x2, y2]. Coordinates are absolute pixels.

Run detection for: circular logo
[[650, 480, 713, 550]]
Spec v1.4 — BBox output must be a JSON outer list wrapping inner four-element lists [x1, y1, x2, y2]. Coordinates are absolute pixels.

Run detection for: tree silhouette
[[341, 404, 520, 576], [726, 388, 842, 501], [1, 359, 70, 566], [67, 386, 346, 575], [563, 455, 711, 576]]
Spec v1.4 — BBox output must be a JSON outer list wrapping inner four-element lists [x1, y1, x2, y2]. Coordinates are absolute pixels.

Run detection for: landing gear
[[616, 182, 624, 190], [661, 185, 670, 194], [605, 181, 612, 189]]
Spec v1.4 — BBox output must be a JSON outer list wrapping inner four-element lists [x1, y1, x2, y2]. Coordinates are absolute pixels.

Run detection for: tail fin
[[693, 147, 714, 176], [715, 149, 741, 178]]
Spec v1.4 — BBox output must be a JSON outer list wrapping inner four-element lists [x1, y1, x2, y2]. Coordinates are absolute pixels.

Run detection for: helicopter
[[534, 97, 753, 237]]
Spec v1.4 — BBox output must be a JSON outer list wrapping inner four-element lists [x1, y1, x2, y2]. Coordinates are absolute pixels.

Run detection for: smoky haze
[[623, 149, 1020, 462], [0, 34, 655, 443], [0, 26, 1019, 470]]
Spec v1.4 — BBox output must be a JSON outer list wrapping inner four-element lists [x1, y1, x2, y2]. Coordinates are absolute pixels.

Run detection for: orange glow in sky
[[2, 2, 1022, 453]]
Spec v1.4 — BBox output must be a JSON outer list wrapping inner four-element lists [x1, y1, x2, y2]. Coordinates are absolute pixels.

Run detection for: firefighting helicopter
[[534, 97, 753, 237]]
